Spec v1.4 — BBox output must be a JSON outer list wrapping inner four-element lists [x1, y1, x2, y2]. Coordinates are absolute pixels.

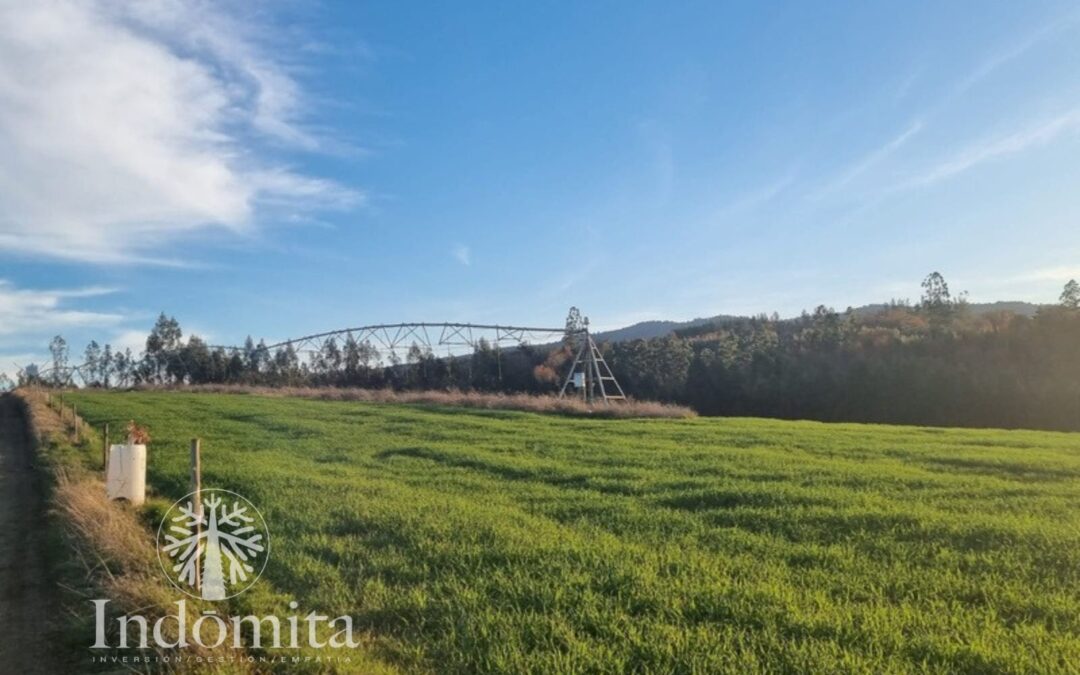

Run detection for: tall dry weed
[[138, 384, 697, 419]]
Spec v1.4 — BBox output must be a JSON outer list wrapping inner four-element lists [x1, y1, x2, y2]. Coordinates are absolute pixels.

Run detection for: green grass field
[[67, 391, 1080, 673]]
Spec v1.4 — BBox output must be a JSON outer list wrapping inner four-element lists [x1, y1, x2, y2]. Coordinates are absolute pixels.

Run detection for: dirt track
[[0, 394, 58, 673]]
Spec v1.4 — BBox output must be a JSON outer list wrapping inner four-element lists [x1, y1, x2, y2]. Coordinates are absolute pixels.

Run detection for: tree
[[359, 340, 379, 369], [273, 344, 300, 385], [254, 340, 270, 379], [209, 347, 229, 383], [0, 372, 13, 391], [343, 336, 361, 384], [17, 364, 42, 387], [318, 338, 342, 379], [226, 349, 245, 382], [801, 305, 844, 349], [1061, 279, 1080, 309], [146, 313, 183, 383], [406, 343, 426, 387], [84, 340, 102, 386], [470, 338, 502, 390], [242, 336, 258, 376], [920, 272, 951, 309], [608, 336, 692, 401], [564, 307, 585, 346], [182, 336, 212, 384], [919, 271, 961, 331], [112, 350, 130, 387], [101, 344, 113, 388], [49, 335, 68, 386], [119, 348, 135, 387]]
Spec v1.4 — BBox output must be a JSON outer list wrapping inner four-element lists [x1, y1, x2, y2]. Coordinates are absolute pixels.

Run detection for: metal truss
[[33, 322, 628, 403], [254, 322, 578, 358], [558, 332, 627, 404]]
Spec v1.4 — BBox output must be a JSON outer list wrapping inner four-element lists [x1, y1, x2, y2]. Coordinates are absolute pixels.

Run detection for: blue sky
[[2, 0, 1080, 369]]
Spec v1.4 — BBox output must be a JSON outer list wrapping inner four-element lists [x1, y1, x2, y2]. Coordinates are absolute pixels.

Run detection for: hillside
[[593, 315, 742, 342], [68, 391, 1080, 673], [849, 301, 1043, 319], [597, 302, 1043, 343]]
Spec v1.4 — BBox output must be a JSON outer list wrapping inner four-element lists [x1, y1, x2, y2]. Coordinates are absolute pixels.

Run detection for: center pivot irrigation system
[[43, 319, 629, 404], [237, 320, 626, 404]]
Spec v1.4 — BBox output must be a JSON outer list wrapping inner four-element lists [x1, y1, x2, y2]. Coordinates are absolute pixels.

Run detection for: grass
[[16, 389, 263, 674], [134, 384, 696, 419], [66, 390, 1080, 674]]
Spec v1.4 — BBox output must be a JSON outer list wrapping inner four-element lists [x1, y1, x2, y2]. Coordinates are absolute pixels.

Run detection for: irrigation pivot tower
[[558, 318, 626, 404], [36, 314, 629, 402]]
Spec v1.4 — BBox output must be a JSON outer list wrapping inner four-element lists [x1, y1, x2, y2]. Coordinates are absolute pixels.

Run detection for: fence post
[[190, 438, 202, 590], [102, 423, 109, 473], [73, 404, 79, 442]]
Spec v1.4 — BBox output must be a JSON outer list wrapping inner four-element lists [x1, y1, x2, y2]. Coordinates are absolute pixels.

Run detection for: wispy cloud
[[0, 280, 123, 337], [831, 10, 1080, 200], [107, 329, 153, 358], [943, 266, 1079, 305], [900, 108, 1080, 189], [1006, 265, 1080, 284], [0, 0, 360, 264], [949, 10, 1080, 102], [818, 121, 923, 195], [452, 244, 472, 266], [713, 172, 796, 221]]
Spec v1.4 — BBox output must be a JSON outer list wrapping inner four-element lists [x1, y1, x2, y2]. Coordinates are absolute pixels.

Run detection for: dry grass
[[15, 388, 254, 673], [52, 471, 167, 604], [136, 384, 696, 419], [18, 386, 69, 442], [52, 476, 254, 673]]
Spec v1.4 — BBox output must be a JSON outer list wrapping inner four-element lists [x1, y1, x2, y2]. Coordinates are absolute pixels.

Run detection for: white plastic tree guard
[[106, 444, 147, 505]]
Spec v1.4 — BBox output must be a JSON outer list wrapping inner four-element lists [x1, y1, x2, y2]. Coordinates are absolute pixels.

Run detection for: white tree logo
[[157, 489, 269, 600]]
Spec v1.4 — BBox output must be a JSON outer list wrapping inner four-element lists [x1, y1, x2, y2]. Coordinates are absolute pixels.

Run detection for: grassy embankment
[[65, 390, 1080, 673], [18, 389, 396, 674]]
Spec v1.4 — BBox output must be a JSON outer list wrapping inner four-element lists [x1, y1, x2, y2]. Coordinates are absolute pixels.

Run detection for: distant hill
[[592, 302, 1044, 343], [849, 301, 1043, 318], [592, 315, 741, 342]]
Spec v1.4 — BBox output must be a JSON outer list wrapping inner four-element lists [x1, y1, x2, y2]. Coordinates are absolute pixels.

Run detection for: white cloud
[[107, 329, 151, 358], [826, 12, 1080, 202], [819, 121, 922, 195], [901, 109, 1080, 189], [714, 172, 796, 220], [0, 356, 43, 371], [452, 244, 471, 266], [0, 279, 123, 337], [0, 0, 360, 263], [1006, 265, 1080, 284], [949, 10, 1080, 102]]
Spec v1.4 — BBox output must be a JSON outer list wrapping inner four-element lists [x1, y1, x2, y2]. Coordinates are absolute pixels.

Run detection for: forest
[[17, 273, 1080, 431]]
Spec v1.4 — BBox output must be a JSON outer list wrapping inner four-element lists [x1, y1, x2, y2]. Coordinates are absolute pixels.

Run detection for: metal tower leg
[[558, 334, 589, 399], [557, 327, 627, 404]]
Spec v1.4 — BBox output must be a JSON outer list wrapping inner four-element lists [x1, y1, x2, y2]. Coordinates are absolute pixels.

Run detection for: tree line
[[16, 314, 579, 395], [13, 274, 1080, 431], [606, 274, 1080, 431]]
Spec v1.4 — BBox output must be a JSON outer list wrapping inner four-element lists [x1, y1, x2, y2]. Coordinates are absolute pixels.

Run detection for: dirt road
[[0, 394, 58, 673]]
